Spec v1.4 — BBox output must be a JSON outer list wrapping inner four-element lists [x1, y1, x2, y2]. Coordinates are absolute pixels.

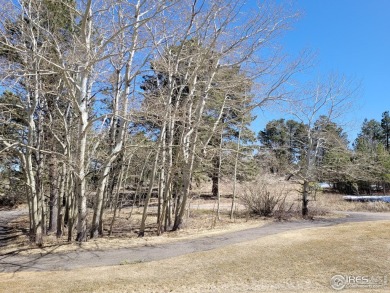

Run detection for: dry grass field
[[1, 220, 389, 292], [1, 177, 390, 292], [2, 177, 390, 256]]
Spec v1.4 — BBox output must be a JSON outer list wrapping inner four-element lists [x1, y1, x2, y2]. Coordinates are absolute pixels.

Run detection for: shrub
[[240, 180, 290, 217]]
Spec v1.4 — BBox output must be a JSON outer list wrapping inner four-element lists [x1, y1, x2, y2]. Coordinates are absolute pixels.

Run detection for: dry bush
[[240, 180, 293, 217], [273, 194, 300, 220]]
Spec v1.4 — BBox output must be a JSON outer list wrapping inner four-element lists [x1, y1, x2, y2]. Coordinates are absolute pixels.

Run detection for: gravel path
[[1, 211, 390, 273]]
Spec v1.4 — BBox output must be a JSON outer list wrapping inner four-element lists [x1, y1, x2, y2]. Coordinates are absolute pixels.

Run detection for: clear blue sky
[[252, 0, 390, 142]]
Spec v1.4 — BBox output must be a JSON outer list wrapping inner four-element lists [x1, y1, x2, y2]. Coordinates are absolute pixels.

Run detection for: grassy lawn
[[1, 220, 389, 293]]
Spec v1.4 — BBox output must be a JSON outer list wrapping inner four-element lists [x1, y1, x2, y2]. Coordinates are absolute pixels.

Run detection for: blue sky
[[252, 0, 390, 142]]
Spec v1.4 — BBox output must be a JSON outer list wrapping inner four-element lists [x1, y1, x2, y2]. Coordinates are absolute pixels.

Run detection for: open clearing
[[1, 186, 390, 292], [1, 220, 389, 292]]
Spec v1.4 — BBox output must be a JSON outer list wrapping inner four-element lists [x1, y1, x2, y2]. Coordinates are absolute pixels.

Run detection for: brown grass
[[1, 220, 389, 292], [0, 204, 267, 256], [252, 176, 390, 214], [3, 177, 390, 256], [313, 192, 390, 212]]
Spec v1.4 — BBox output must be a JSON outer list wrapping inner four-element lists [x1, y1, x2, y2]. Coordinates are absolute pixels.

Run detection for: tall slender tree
[[381, 111, 390, 152]]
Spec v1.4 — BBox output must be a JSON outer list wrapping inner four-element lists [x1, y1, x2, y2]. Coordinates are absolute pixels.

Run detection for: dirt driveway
[[1, 211, 390, 273]]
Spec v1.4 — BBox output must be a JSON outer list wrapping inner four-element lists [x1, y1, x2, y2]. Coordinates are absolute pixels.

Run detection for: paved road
[[1, 211, 390, 273]]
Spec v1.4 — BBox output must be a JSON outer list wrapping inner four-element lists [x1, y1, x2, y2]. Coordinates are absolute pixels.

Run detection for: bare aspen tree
[[0, 0, 302, 243], [0, 0, 59, 244], [88, 0, 174, 238], [89, 0, 144, 239], [230, 94, 248, 219], [138, 0, 299, 232], [287, 75, 356, 217]]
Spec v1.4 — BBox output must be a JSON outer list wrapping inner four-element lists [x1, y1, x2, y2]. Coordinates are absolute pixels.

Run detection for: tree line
[[0, 0, 370, 246], [258, 110, 390, 204], [0, 0, 303, 245]]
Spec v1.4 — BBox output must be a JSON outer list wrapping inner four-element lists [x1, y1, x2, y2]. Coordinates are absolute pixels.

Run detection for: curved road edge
[[1, 211, 390, 273]]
